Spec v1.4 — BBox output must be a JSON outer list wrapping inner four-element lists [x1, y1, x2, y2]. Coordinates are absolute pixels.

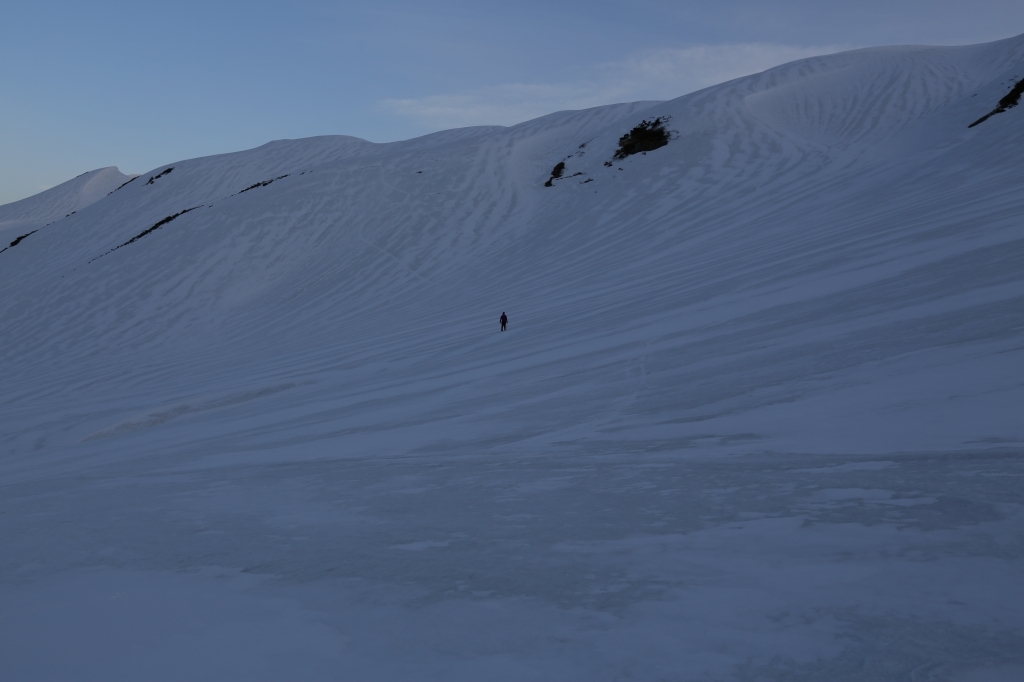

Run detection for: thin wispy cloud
[[383, 43, 846, 129]]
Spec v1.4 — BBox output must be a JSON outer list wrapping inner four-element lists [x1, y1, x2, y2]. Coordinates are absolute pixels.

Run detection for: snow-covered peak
[[0, 166, 134, 236]]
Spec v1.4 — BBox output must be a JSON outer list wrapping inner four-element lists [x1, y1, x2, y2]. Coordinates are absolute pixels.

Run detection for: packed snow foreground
[[2, 35, 1024, 681]]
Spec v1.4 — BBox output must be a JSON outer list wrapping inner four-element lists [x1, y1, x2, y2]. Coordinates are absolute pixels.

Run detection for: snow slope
[[2, 36, 1024, 680], [0, 166, 133, 237]]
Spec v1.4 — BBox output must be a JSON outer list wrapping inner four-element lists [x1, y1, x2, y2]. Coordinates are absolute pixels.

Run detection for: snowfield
[[2, 35, 1024, 681]]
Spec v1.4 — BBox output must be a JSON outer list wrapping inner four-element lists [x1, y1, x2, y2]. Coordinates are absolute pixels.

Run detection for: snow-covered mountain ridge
[[0, 166, 132, 238], [1, 35, 1023, 680]]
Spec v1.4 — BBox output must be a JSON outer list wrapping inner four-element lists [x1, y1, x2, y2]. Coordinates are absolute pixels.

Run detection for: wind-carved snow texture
[[88, 206, 201, 263], [3, 36, 1024, 681]]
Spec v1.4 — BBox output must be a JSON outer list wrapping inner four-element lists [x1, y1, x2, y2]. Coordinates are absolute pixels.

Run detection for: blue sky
[[2, 0, 1024, 204]]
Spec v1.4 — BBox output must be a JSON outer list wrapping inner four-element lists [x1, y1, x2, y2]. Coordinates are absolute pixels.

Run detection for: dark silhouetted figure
[[500, 312, 508, 332]]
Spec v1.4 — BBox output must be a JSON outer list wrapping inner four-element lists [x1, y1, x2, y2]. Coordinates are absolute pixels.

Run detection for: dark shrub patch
[[545, 161, 567, 187], [108, 176, 138, 195], [89, 206, 201, 263], [614, 118, 669, 159], [145, 167, 174, 185], [118, 207, 200, 248], [969, 76, 1024, 128], [11, 230, 37, 246], [998, 79, 1023, 109], [238, 174, 289, 194], [0, 230, 38, 254]]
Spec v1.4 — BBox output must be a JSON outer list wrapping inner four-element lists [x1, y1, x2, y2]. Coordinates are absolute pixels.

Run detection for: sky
[[2, 0, 1024, 205]]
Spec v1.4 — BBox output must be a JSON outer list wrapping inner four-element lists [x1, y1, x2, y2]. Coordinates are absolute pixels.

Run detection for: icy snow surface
[[2, 36, 1024, 681]]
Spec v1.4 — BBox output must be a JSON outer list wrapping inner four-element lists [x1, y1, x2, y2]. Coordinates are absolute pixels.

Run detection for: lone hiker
[[500, 311, 508, 332]]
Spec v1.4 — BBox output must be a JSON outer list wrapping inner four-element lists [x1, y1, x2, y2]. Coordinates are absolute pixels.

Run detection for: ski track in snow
[[2, 37, 1024, 680]]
